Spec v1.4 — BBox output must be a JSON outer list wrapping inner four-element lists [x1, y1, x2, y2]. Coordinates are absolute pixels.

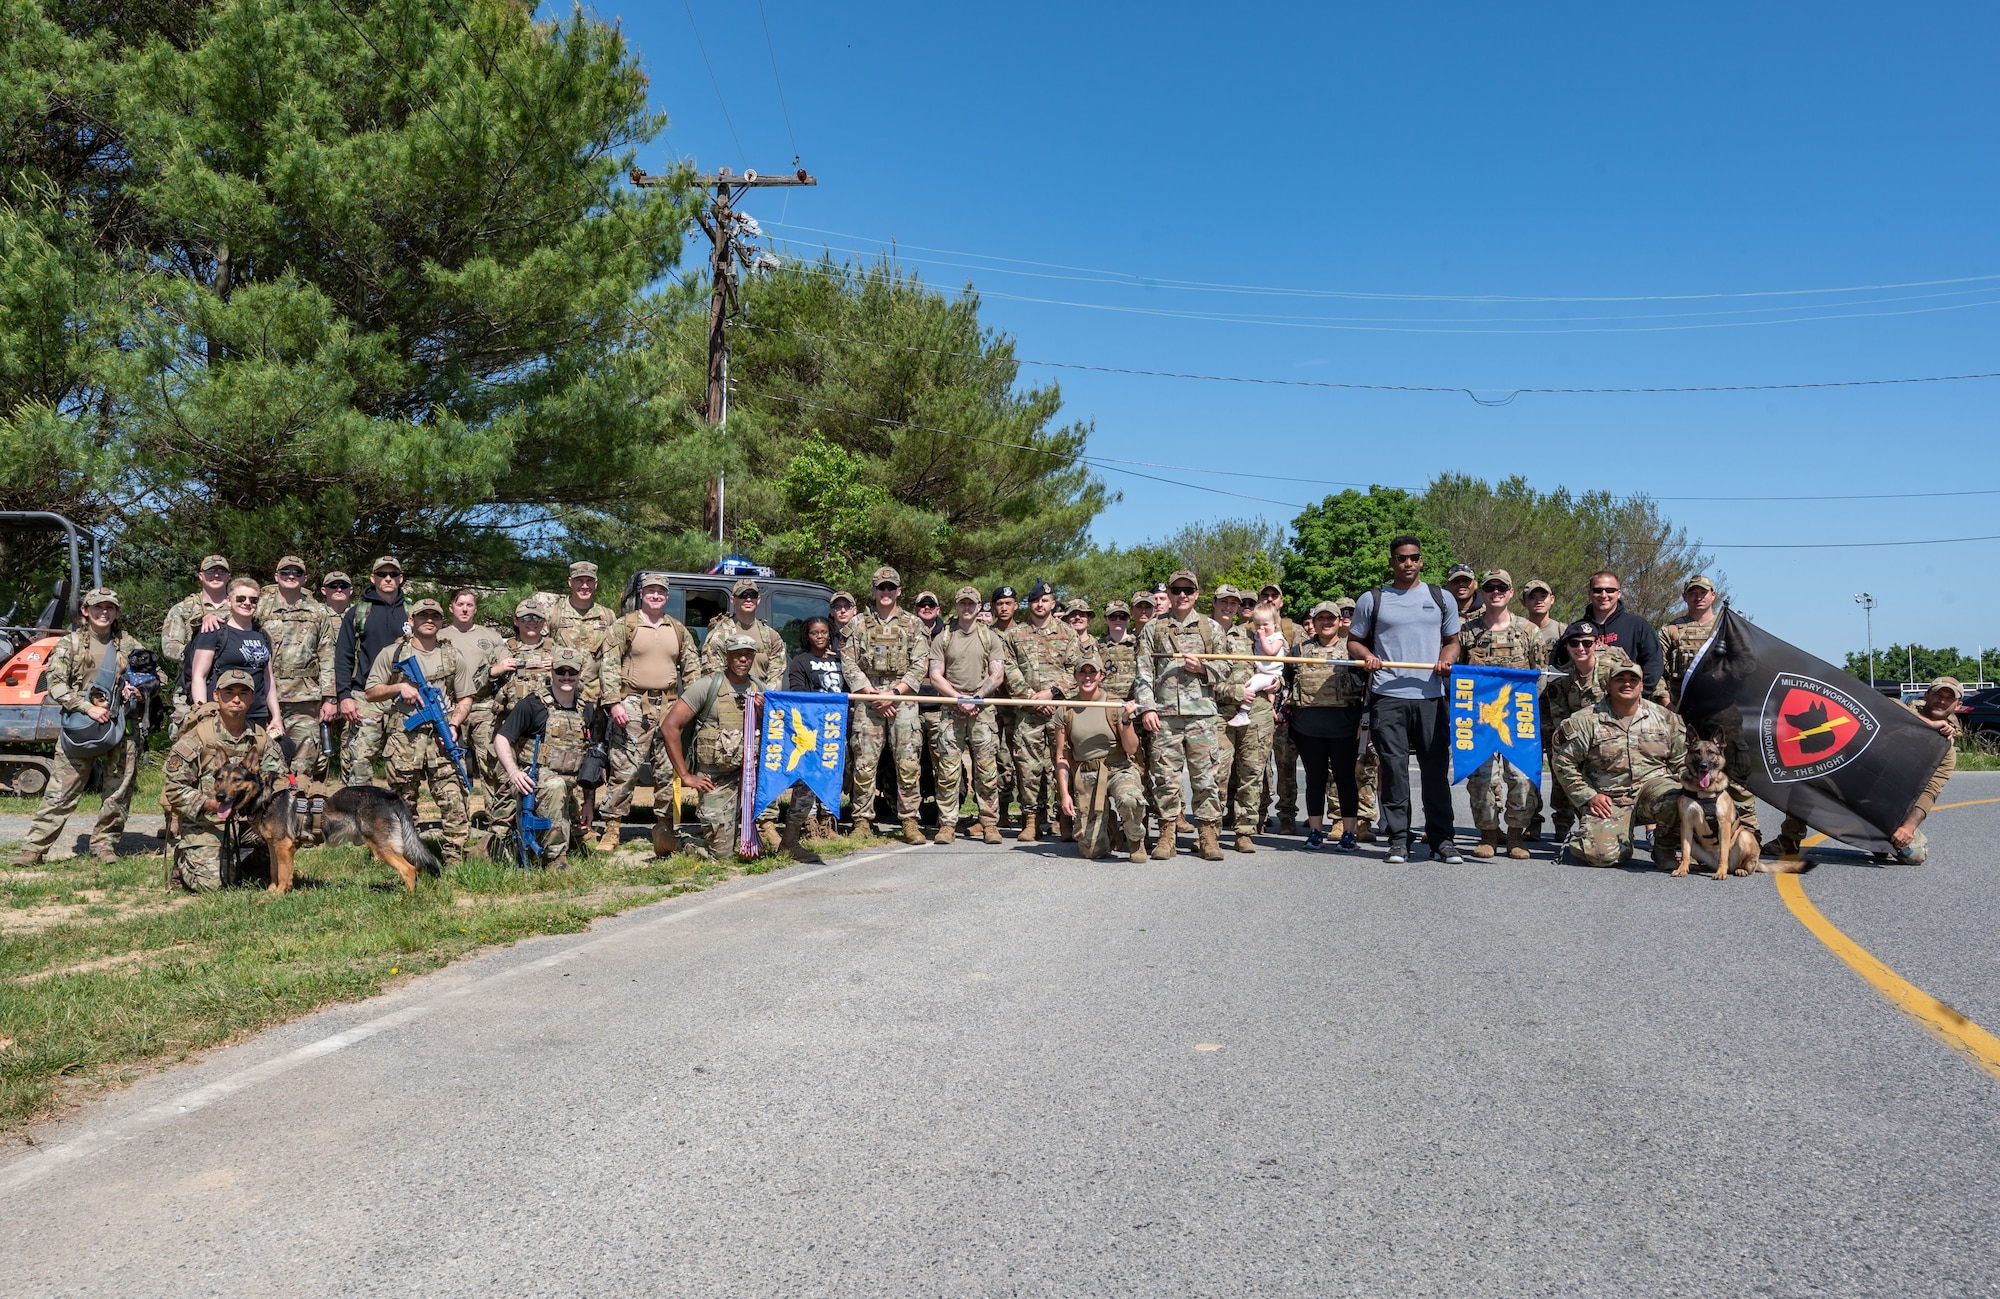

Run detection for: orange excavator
[[0, 512, 104, 796]]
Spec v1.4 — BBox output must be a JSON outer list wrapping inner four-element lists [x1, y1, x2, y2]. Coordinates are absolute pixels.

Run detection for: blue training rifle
[[394, 653, 472, 789], [518, 735, 552, 869]]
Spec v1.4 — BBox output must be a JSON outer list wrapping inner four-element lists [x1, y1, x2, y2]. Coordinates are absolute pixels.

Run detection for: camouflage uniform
[[1458, 614, 1550, 840], [1217, 621, 1276, 843], [160, 590, 231, 739], [1001, 618, 1082, 822], [483, 635, 557, 832], [1097, 632, 1139, 704], [700, 612, 789, 684], [1659, 612, 1718, 708], [840, 605, 931, 826], [928, 618, 1007, 831], [161, 711, 286, 890], [548, 599, 617, 702], [1059, 703, 1146, 859], [989, 607, 1021, 820], [488, 683, 591, 869], [1134, 607, 1236, 833], [1549, 696, 1686, 866], [258, 593, 338, 781], [18, 625, 147, 861], [1266, 613, 1302, 831], [1539, 648, 1632, 840], [366, 635, 471, 867], [438, 621, 505, 811], [679, 670, 762, 857], [1895, 699, 1960, 864], [599, 611, 703, 821]]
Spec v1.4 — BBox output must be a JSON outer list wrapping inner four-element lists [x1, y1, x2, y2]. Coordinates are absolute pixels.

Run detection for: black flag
[[1677, 606, 1948, 853]]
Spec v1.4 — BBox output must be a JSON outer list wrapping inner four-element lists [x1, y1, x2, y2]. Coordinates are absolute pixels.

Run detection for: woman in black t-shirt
[[189, 577, 283, 732]]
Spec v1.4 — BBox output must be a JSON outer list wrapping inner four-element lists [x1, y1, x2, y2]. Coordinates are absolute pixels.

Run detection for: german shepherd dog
[[209, 762, 440, 893], [1675, 734, 1779, 878]]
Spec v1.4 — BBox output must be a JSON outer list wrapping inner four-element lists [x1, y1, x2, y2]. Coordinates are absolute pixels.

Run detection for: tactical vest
[[856, 612, 918, 683], [495, 638, 554, 715], [532, 688, 590, 774], [1290, 638, 1364, 708], [1097, 635, 1138, 702], [693, 679, 757, 771], [385, 635, 458, 716]]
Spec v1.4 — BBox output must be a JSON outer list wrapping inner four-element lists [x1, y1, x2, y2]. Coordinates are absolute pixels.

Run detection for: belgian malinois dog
[[209, 763, 440, 892], [1675, 734, 1774, 879]]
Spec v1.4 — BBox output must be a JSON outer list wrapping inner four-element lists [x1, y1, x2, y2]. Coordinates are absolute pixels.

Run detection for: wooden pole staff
[[1184, 652, 1435, 669], [847, 692, 1130, 710]]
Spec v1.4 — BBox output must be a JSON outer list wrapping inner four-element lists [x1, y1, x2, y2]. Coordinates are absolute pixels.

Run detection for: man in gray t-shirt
[[1348, 582, 1461, 699], [1345, 537, 1464, 862]]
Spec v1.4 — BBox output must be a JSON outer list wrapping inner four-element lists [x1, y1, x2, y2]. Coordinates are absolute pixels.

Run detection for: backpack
[[1358, 583, 1449, 654]]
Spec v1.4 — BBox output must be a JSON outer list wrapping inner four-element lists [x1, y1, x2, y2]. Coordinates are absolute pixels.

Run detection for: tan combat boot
[[596, 818, 622, 852], [650, 822, 675, 858], [1233, 830, 1256, 853], [900, 818, 925, 845], [758, 823, 782, 854], [1473, 828, 1499, 859], [1151, 831, 1178, 860], [1018, 811, 1040, 844], [1176, 814, 1195, 834], [1505, 830, 1530, 860], [779, 821, 821, 863], [981, 820, 1003, 845], [13, 846, 42, 868], [1128, 829, 1149, 864], [1059, 814, 1076, 843], [1195, 822, 1225, 861], [934, 820, 956, 845]]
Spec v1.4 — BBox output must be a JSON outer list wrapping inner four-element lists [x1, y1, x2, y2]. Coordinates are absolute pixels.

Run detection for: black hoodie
[[1556, 599, 1663, 693], [334, 585, 409, 700]]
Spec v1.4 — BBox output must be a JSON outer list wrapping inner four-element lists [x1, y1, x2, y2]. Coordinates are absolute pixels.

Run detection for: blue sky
[[605, 1, 1999, 667]]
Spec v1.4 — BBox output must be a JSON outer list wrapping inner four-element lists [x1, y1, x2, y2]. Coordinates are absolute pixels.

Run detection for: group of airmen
[[11, 547, 1959, 883]]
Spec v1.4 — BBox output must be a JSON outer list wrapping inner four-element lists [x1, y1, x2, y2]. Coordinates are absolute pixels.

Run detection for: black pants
[[1370, 695, 1454, 853], [1291, 708, 1362, 820]]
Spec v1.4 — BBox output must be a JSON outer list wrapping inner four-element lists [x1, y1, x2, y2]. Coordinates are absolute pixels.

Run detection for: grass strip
[[0, 830, 883, 1136]]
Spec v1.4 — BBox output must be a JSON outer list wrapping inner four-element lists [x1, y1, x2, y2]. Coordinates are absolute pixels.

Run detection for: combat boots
[[1473, 828, 1499, 859], [1505, 830, 1530, 860], [1128, 830, 1149, 864], [1278, 817, 1296, 836], [650, 822, 675, 858], [1195, 822, 1224, 861], [934, 820, 956, 845], [757, 823, 782, 855], [981, 820, 1003, 845], [1176, 814, 1195, 834], [1233, 830, 1256, 853], [778, 821, 821, 863], [595, 818, 623, 852], [1019, 811, 1040, 844], [1151, 831, 1178, 860], [900, 818, 925, 845]]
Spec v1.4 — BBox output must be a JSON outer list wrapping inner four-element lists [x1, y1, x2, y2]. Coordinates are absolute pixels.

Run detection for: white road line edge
[[0, 845, 922, 1195]]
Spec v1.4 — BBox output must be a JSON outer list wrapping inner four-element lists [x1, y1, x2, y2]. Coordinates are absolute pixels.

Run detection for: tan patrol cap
[[871, 565, 901, 587], [408, 598, 444, 618], [1105, 599, 1130, 616], [1685, 575, 1716, 593], [1310, 599, 1341, 617], [321, 570, 351, 587], [1608, 660, 1644, 680], [1064, 597, 1093, 614], [830, 590, 856, 607], [1481, 568, 1514, 588], [1522, 577, 1552, 596], [567, 561, 598, 579], [1130, 590, 1156, 608], [1335, 596, 1357, 613], [1259, 581, 1282, 597], [732, 577, 761, 597], [513, 598, 546, 618], [1212, 584, 1242, 601], [1167, 569, 1199, 589], [638, 571, 671, 591], [215, 668, 256, 691], [80, 587, 120, 609], [718, 631, 758, 654], [1930, 675, 1965, 699], [1074, 651, 1105, 673], [370, 555, 402, 575], [199, 554, 231, 573], [275, 555, 306, 572], [914, 590, 940, 608], [954, 585, 982, 603], [550, 646, 586, 672]]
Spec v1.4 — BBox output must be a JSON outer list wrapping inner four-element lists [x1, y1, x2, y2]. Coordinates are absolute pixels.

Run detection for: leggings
[[1291, 726, 1360, 820]]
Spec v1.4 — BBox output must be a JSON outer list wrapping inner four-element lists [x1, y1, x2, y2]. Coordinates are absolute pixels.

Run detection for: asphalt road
[[4, 773, 1998, 1296]]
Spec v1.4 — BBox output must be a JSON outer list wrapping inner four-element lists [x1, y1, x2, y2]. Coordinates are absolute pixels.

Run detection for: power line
[[1706, 533, 2000, 549], [680, 0, 746, 167], [734, 322, 2000, 407], [765, 219, 2000, 306], [753, 0, 799, 160]]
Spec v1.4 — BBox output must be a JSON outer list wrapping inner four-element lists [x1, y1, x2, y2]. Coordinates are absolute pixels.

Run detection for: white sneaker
[[1439, 849, 1466, 864], [1227, 711, 1251, 727], [1384, 852, 1407, 864]]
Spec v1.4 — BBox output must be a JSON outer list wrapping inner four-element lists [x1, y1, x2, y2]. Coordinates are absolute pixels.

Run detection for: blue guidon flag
[[1448, 665, 1544, 784], [752, 691, 850, 823]]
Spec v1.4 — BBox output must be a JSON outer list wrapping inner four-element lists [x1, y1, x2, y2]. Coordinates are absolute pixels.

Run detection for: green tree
[[707, 256, 1108, 592], [1421, 473, 1712, 623], [1281, 487, 1452, 618], [2, 0, 702, 630], [1845, 644, 1994, 687]]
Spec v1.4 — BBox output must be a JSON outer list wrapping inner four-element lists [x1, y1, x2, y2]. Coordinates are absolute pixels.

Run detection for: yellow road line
[[1783, 797, 2000, 1082]]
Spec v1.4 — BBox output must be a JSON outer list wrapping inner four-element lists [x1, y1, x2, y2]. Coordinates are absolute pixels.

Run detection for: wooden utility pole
[[631, 164, 818, 424]]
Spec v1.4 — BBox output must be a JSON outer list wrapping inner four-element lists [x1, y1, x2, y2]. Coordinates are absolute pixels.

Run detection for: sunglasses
[[1168, 586, 1197, 596], [552, 668, 581, 678], [1392, 553, 1422, 563], [277, 568, 305, 579], [374, 570, 401, 578], [202, 568, 231, 578], [917, 600, 938, 608], [230, 595, 258, 605], [1482, 583, 1510, 593], [517, 615, 545, 623], [1566, 638, 1598, 648], [323, 581, 352, 591], [1590, 586, 1620, 594], [874, 583, 899, 591]]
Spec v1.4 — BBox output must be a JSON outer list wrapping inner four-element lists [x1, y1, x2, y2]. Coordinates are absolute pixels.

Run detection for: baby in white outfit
[[1230, 605, 1286, 727]]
